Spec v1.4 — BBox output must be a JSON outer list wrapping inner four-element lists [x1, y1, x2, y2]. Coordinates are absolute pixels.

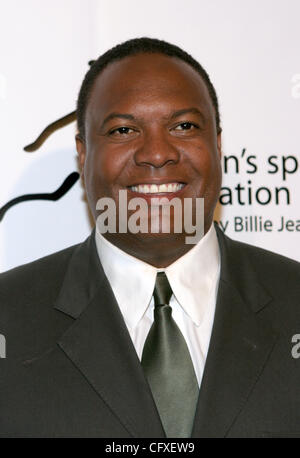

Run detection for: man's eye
[[174, 122, 197, 131], [109, 127, 135, 136]]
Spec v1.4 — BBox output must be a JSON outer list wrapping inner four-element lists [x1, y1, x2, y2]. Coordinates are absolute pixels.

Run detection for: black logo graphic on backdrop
[[0, 61, 97, 222], [0, 110, 79, 222]]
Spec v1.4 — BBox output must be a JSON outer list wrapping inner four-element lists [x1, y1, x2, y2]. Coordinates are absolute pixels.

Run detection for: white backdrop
[[0, 0, 299, 272]]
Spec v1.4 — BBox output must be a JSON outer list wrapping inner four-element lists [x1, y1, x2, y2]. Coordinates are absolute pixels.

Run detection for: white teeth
[[130, 183, 184, 194], [150, 184, 158, 193], [159, 184, 168, 193]]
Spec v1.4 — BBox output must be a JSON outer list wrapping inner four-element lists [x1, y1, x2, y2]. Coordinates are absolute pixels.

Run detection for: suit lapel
[[191, 226, 279, 437], [54, 231, 165, 438]]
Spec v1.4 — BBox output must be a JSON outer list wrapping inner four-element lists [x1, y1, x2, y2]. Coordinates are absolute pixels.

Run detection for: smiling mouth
[[128, 182, 186, 194]]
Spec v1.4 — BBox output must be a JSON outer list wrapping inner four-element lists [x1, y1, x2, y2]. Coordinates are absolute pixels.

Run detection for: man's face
[[76, 53, 222, 263]]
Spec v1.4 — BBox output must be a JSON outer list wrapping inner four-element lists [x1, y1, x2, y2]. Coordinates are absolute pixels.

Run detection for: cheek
[[200, 136, 221, 178], [206, 153, 221, 180], [191, 148, 221, 196], [204, 157, 222, 203], [84, 146, 128, 198], [192, 148, 218, 176], [203, 156, 222, 194], [83, 150, 107, 202]]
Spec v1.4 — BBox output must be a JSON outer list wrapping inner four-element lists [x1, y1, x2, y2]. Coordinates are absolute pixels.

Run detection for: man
[[0, 38, 299, 438]]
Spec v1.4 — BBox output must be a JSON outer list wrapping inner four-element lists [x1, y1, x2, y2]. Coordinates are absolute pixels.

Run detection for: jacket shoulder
[[0, 244, 79, 294], [230, 236, 300, 274], [0, 243, 85, 360], [218, 228, 300, 299]]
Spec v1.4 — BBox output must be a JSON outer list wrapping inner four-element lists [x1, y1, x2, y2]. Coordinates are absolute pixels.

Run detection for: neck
[[101, 229, 209, 268]]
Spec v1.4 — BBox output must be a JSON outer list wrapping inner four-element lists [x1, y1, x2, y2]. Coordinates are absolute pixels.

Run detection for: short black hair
[[76, 37, 221, 140]]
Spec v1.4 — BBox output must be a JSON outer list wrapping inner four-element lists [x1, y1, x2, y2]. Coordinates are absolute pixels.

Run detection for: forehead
[[86, 53, 214, 123]]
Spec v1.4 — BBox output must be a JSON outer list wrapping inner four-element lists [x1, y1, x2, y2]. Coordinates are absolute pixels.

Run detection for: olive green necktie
[[141, 272, 199, 438]]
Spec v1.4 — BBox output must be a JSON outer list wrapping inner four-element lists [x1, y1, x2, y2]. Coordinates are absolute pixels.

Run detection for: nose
[[134, 128, 180, 168]]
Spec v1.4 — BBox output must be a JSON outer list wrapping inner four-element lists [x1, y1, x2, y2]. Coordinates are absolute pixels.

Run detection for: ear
[[75, 134, 86, 177], [217, 131, 222, 161]]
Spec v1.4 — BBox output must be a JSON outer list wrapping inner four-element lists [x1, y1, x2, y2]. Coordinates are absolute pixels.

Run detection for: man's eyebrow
[[100, 112, 135, 129], [170, 107, 206, 122]]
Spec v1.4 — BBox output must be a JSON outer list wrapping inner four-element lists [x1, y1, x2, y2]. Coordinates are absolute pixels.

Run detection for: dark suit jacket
[[0, 225, 300, 438]]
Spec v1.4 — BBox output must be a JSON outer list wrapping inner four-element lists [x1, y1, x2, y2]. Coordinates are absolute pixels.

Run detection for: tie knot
[[153, 272, 173, 306]]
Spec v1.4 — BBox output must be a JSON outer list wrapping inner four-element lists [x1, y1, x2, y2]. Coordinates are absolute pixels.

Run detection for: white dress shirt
[[95, 224, 220, 387]]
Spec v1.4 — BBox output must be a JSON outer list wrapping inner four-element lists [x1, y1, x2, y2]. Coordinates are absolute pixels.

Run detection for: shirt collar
[[95, 225, 220, 329], [164, 225, 220, 325]]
